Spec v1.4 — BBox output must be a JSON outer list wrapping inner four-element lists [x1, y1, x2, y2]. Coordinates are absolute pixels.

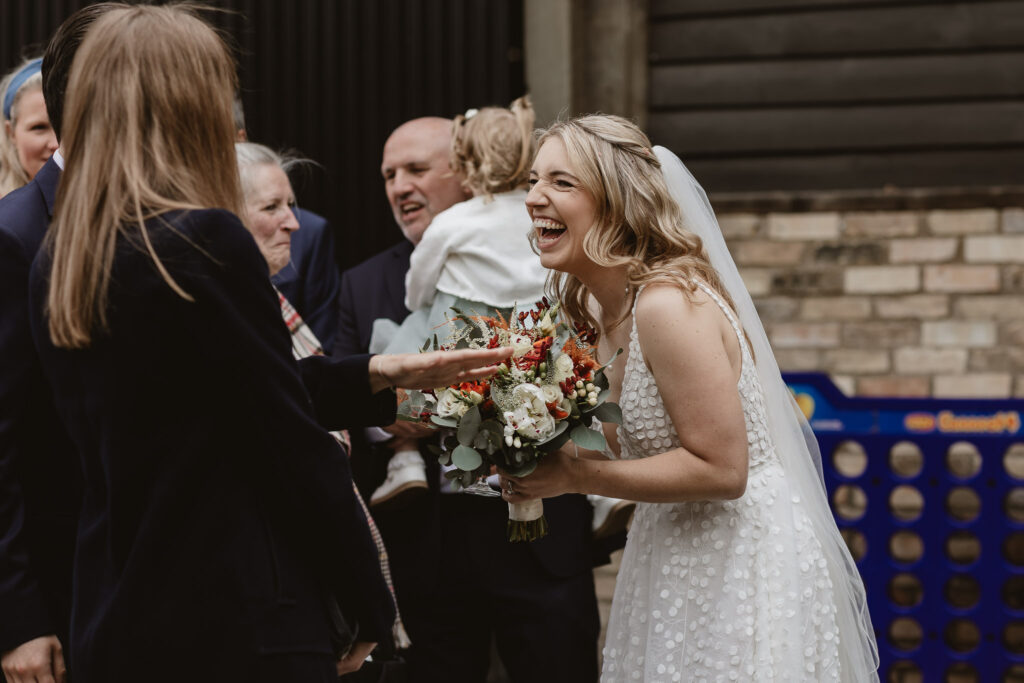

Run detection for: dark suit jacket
[[29, 209, 395, 682], [0, 159, 80, 653], [332, 240, 412, 359], [331, 240, 597, 585], [272, 208, 340, 352]]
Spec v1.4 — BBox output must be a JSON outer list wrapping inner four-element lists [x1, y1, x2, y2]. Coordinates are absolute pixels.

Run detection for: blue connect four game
[[784, 373, 1024, 683]]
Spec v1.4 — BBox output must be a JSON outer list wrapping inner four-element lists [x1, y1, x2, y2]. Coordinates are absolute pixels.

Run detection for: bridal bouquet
[[397, 299, 621, 541]]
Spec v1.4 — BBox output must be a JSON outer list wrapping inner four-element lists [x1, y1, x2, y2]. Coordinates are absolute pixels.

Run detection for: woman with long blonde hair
[[501, 115, 878, 682], [31, 6, 504, 682]]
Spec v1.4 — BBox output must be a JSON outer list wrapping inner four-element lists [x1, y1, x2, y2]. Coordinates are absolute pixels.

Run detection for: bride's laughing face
[[526, 138, 599, 276]]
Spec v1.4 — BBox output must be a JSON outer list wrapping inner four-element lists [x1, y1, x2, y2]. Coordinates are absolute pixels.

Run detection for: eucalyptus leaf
[[506, 458, 538, 478], [431, 415, 458, 429], [452, 444, 483, 471], [457, 405, 482, 446], [591, 401, 623, 425], [438, 451, 451, 466], [473, 431, 491, 452], [595, 347, 623, 375], [539, 428, 572, 452], [570, 424, 607, 451]]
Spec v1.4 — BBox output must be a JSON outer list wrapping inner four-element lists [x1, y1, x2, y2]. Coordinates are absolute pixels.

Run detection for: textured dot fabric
[[602, 282, 841, 683]]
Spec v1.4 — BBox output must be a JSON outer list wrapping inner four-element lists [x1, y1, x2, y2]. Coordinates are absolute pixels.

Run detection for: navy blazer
[[0, 159, 80, 653], [332, 240, 412, 359], [272, 208, 340, 352], [29, 209, 395, 682]]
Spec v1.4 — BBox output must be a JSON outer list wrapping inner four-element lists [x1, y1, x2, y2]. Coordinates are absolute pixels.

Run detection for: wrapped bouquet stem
[[400, 299, 621, 542]]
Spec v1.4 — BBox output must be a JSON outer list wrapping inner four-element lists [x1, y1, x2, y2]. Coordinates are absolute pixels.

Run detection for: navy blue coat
[[29, 208, 395, 682], [0, 159, 80, 654], [272, 208, 340, 353]]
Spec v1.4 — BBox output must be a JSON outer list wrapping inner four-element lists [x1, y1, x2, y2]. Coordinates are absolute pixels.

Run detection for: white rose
[[540, 383, 563, 405], [502, 383, 557, 440], [510, 333, 534, 358], [553, 354, 574, 384], [436, 388, 470, 419]]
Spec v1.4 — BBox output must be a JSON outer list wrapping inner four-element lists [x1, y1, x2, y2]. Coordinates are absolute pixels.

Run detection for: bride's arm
[[504, 283, 749, 503]]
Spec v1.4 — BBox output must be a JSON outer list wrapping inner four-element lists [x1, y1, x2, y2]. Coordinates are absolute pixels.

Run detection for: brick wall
[[723, 207, 1024, 398]]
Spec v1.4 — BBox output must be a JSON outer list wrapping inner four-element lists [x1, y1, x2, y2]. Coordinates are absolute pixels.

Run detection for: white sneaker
[[589, 495, 635, 540], [370, 450, 428, 510]]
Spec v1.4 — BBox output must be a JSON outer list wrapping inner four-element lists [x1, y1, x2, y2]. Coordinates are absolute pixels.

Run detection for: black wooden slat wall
[[648, 0, 1024, 194], [0, 0, 525, 270]]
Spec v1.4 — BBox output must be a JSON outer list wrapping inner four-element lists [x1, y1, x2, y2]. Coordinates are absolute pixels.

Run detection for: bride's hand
[[500, 450, 584, 502], [369, 347, 511, 393]]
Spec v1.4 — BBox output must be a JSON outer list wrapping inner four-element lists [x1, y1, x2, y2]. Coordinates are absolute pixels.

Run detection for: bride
[[500, 115, 878, 682]]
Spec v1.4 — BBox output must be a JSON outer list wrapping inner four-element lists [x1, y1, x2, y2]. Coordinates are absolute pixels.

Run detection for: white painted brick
[[953, 295, 1024, 320], [718, 213, 761, 239], [927, 209, 999, 235], [889, 238, 958, 264], [844, 266, 919, 294], [893, 348, 968, 374], [734, 241, 805, 266], [964, 235, 1024, 263], [754, 297, 799, 321], [823, 349, 890, 373], [739, 268, 772, 296], [923, 265, 1000, 293], [773, 349, 821, 371], [874, 295, 949, 319], [769, 322, 841, 348], [922, 321, 997, 347], [767, 212, 840, 241], [857, 376, 930, 397], [933, 373, 1012, 398], [801, 297, 872, 321], [843, 211, 919, 237]]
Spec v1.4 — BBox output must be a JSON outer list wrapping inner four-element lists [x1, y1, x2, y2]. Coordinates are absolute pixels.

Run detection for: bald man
[[333, 118, 601, 683]]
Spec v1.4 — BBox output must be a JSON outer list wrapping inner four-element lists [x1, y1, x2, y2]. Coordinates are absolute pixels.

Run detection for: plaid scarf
[[278, 289, 410, 649]]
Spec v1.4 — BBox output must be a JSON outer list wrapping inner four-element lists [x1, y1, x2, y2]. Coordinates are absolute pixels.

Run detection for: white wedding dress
[[602, 282, 842, 683]]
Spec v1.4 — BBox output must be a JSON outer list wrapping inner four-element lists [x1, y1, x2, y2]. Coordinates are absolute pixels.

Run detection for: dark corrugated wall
[[1, 0, 525, 269]]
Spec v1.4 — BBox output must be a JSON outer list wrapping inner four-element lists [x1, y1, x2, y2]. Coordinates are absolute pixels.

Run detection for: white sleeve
[[404, 211, 460, 311]]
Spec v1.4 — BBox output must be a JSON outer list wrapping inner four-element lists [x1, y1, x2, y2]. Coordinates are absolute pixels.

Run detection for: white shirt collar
[[53, 148, 65, 170]]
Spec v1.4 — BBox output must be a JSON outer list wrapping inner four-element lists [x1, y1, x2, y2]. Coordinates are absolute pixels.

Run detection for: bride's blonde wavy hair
[[537, 115, 741, 336]]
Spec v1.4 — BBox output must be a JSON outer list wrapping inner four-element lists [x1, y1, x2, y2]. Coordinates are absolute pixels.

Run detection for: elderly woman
[[0, 57, 58, 197]]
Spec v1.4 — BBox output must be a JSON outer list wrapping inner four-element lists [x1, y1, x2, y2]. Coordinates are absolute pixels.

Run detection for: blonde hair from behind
[[537, 115, 742, 337], [0, 64, 43, 196], [450, 95, 535, 200], [47, 4, 243, 348]]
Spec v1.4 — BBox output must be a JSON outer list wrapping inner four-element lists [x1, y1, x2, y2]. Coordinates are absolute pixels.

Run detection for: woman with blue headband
[[0, 57, 58, 197]]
